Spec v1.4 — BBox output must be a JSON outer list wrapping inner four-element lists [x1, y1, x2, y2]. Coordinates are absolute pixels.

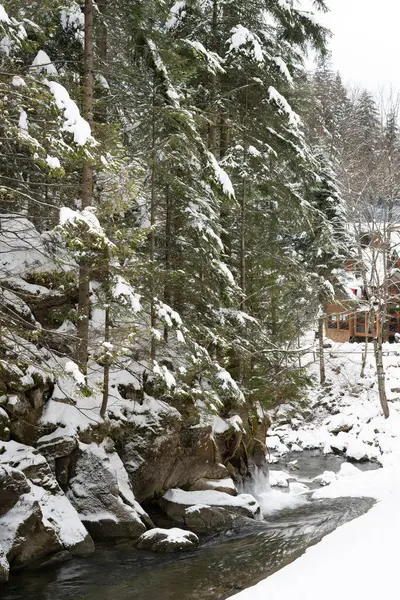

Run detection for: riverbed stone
[[158, 488, 261, 524], [136, 527, 199, 552], [183, 504, 251, 533]]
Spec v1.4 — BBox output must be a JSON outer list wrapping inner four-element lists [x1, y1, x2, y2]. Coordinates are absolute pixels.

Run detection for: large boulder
[[0, 465, 64, 570], [136, 527, 199, 552], [213, 404, 270, 485], [0, 491, 63, 569], [0, 362, 54, 446], [0, 465, 30, 516], [0, 443, 94, 561], [67, 441, 150, 540], [158, 488, 261, 524], [119, 405, 229, 502]]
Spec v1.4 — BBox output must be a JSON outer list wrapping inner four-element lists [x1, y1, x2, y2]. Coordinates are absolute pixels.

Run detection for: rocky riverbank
[[0, 355, 270, 582]]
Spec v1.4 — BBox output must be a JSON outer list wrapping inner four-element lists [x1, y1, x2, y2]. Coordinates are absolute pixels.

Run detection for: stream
[[0, 452, 378, 600]]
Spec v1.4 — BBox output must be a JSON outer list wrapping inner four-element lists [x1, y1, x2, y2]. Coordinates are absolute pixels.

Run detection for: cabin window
[[356, 312, 366, 333], [328, 314, 337, 329], [339, 314, 349, 330]]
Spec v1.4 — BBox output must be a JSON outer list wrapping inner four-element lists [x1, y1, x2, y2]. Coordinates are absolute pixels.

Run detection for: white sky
[[321, 0, 400, 94]]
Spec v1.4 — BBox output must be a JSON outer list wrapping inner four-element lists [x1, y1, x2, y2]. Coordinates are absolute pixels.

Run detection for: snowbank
[[228, 465, 400, 600]]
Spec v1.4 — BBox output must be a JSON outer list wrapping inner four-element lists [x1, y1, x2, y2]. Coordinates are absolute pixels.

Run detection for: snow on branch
[[45, 80, 93, 145], [112, 276, 141, 312], [208, 152, 235, 198], [154, 299, 183, 328], [268, 86, 301, 128], [31, 50, 58, 76], [215, 368, 244, 403], [166, 1, 186, 30], [65, 360, 85, 386], [184, 40, 225, 74], [272, 56, 293, 86], [227, 25, 265, 63], [153, 360, 176, 389]]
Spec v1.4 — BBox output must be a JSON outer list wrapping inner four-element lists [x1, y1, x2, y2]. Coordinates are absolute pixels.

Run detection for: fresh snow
[[45, 80, 92, 145], [0, 4, 10, 23], [112, 276, 141, 312], [268, 86, 301, 128], [65, 360, 86, 386], [139, 527, 198, 544], [18, 110, 28, 132], [46, 155, 61, 169], [31, 50, 58, 76], [163, 489, 260, 516], [208, 152, 235, 198], [227, 25, 264, 63], [12, 75, 25, 87]]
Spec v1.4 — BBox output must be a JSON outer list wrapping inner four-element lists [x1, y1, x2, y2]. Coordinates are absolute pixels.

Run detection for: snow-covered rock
[[136, 527, 199, 552], [346, 438, 372, 462], [268, 470, 293, 488], [0, 544, 8, 582], [189, 477, 237, 496], [159, 488, 261, 524], [313, 471, 337, 487], [267, 435, 289, 454], [324, 413, 357, 434], [67, 442, 150, 540], [0, 463, 93, 571], [338, 462, 361, 478], [183, 503, 251, 533], [0, 443, 94, 560], [289, 481, 310, 496]]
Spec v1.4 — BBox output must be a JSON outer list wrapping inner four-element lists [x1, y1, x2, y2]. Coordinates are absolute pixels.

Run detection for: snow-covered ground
[[229, 340, 400, 600]]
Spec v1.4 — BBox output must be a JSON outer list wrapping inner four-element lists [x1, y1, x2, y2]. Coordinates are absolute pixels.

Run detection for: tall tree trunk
[[98, 0, 111, 418], [76, 0, 94, 373], [208, 0, 218, 155], [164, 185, 172, 342], [150, 86, 157, 361], [318, 315, 326, 385]]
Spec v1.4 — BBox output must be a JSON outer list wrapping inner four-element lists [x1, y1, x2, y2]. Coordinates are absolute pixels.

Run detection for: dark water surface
[[0, 452, 377, 600]]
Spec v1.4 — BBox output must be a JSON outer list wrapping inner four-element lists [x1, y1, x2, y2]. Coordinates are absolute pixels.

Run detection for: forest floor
[[229, 339, 400, 599]]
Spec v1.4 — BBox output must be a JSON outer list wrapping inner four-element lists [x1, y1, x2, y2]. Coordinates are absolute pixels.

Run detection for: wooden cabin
[[325, 225, 400, 343], [326, 304, 400, 343]]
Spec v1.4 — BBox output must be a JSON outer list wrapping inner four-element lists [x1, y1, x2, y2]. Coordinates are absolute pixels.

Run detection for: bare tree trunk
[[318, 315, 326, 385], [373, 313, 390, 419], [100, 306, 111, 418], [76, 0, 94, 373], [360, 337, 368, 378]]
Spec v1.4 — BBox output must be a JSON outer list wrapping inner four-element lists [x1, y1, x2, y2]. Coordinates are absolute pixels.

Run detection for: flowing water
[[0, 452, 378, 600]]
